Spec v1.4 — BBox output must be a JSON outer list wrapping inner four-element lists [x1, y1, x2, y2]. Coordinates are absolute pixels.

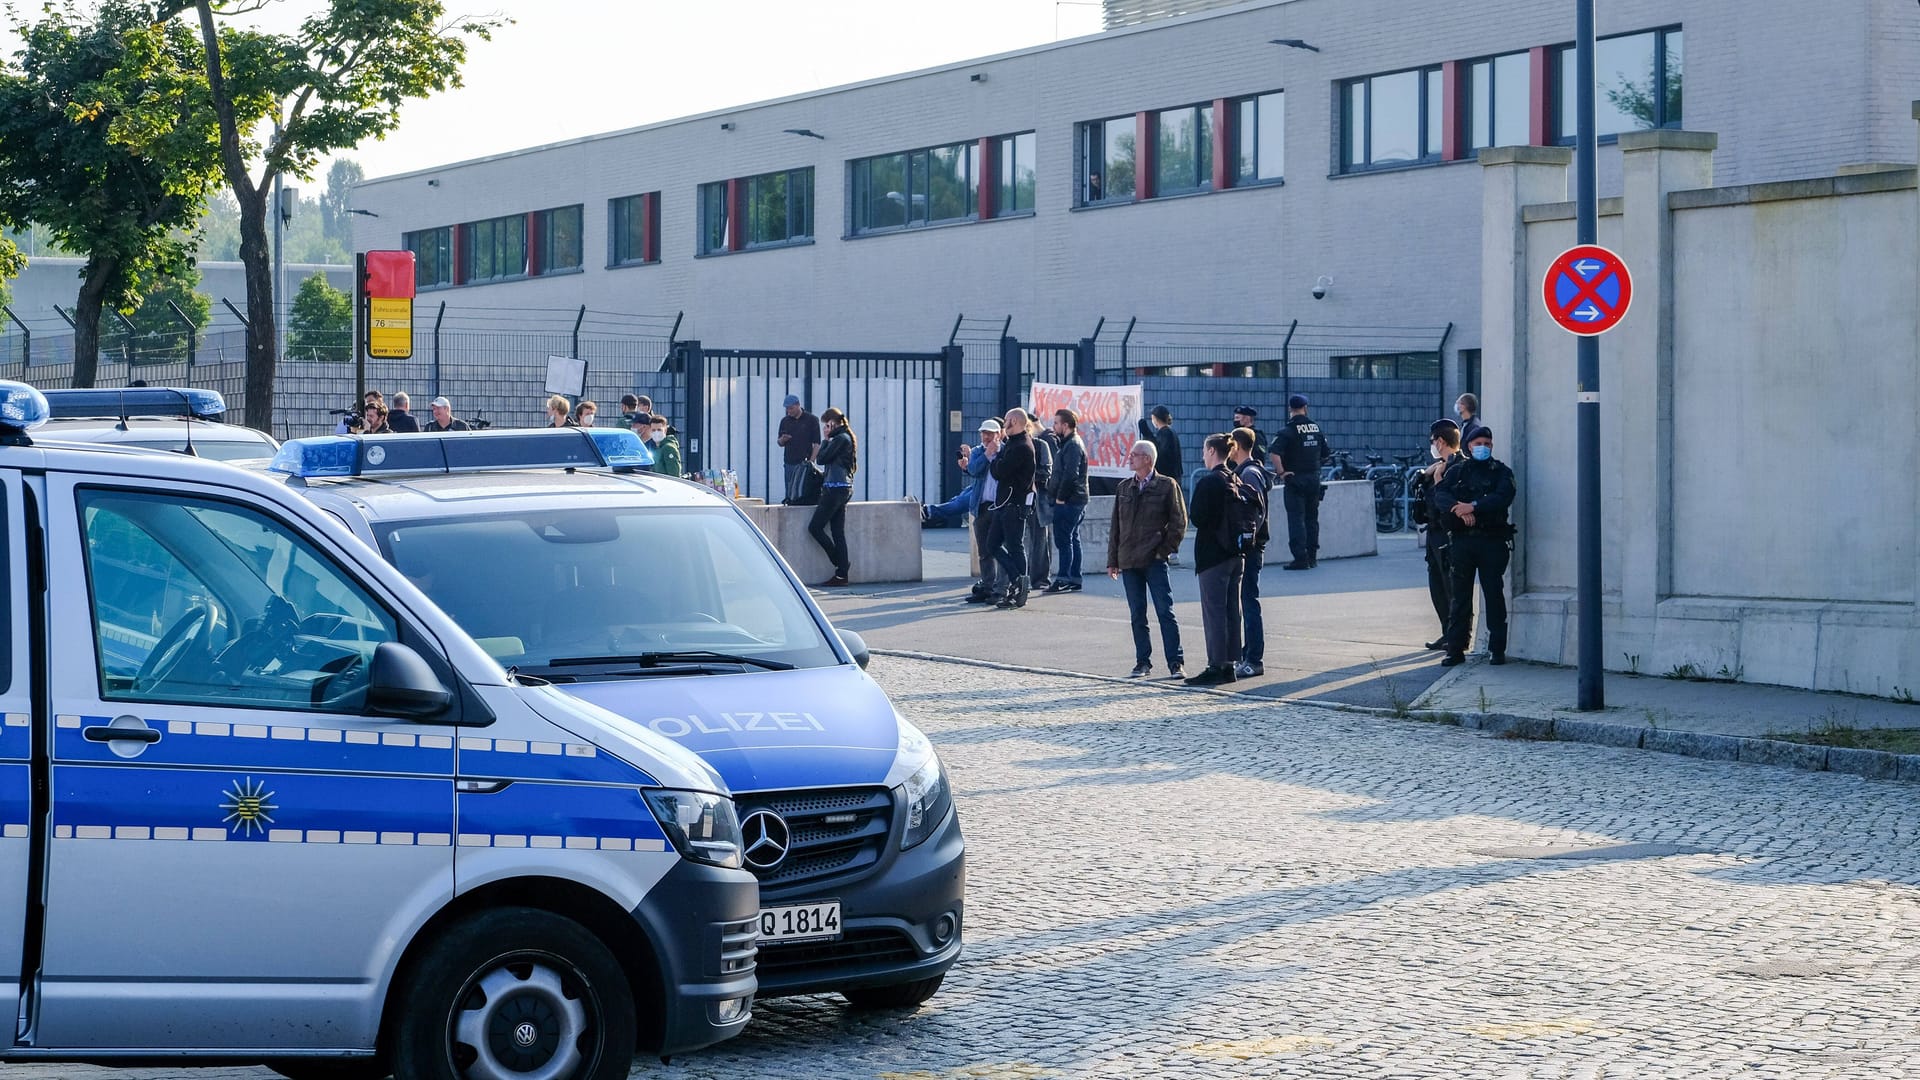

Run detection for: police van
[[269, 427, 965, 1009], [37, 386, 282, 465], [0, 383, 757, 1078]]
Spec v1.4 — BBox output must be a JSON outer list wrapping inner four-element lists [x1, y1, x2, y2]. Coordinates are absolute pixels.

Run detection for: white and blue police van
[[0, 382, 758, 1079], [270, 426, 965, 1010], [37, 386, 282, 465]]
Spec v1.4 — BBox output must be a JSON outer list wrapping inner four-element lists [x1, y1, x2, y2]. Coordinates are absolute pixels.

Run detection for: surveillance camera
[[1311, 285, 1327, 300]]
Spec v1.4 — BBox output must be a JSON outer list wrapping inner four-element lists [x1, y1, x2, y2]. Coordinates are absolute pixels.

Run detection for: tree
[[0, 239, 19, 311], [285, 271, 350, 362], [108, 261, 212, 364], [166, 0, 502, 431], [0, 3, 226, 387], [319, 157, 363, 248]]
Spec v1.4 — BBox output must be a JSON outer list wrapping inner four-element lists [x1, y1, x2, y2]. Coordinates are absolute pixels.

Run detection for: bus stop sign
[[363, 250, 415, 359]]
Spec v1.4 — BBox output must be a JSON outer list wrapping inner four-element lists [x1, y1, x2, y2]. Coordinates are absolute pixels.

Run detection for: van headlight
[[896, 751, 952, 851], [643, 789, 744, 869]]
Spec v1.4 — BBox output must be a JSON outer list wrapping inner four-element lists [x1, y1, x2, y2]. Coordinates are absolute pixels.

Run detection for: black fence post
[[113, 310, 137, 366], [1280, 318, 1298, 400], [1074, 338, 1097, 384], [997, 335, 1020, 413], [571, 304, 586, 363], [166, 300, 196, 370], [940, 345, 964, 503], [2, 306, 28, 369], [679, 340, 704, 477], [431, 301, 446, 399]]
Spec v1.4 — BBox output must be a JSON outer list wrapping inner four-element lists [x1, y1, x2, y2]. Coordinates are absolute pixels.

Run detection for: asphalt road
[[27, 656, 1920, 1079]]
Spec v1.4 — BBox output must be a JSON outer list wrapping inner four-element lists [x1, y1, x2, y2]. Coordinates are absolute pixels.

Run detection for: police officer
[[1269, 394, 1329, 570], [1231, 406, 1267, 470], [1411, 419, 1463, 650], [1432, 426, 1516, 667]]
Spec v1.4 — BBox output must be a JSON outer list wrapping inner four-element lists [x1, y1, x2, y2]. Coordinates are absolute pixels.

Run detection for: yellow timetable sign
[[368, 297, 413, 359]]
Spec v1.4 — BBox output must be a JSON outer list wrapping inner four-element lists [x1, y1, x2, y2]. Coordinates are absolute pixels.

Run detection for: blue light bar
[[0, 381, 50, 432], [42, 387, 226, 420], [271, 429, 654, 479]]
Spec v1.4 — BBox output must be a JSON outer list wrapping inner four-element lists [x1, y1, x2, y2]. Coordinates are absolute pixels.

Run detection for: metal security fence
[[674, 342, 962, 505]]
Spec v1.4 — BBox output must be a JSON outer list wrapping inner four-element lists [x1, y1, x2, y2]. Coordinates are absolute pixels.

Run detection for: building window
[[1153, 104, 1213, 195], [1332, 352, 1441, 379], [1078, 116, 1135, 205], [1468, 52, 1531, 151], [850, 141, 980, 234], [746, 167, 813, 247], [459, 213, 526, 283], [536, 205, 582, 273], [1554, 27, 1683, 140], [997, 131, 1036, 214], [698, 182, 728, 255], [1232, 90, 1284, 184], [1341, 66, 1443, 172], [608, 193, 659, 266], [403, 226, 452, 288]]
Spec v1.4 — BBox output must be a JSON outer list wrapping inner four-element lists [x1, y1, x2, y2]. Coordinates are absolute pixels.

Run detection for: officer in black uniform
[[1411, 418, 1463, 650], [1432, 425, 1517, 666], [1231, 406, 1267, 469], [1269, 394, 1329, 570]]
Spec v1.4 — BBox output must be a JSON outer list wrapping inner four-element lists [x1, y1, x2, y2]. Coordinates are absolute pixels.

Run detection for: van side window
[[79, 489, 398, 713]]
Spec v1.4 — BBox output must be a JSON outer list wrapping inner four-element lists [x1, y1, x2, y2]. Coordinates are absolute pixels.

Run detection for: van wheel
[[268, 1062, 389, 1080], [841, 974, 945, 1010], [392, 907, 636, 1080]]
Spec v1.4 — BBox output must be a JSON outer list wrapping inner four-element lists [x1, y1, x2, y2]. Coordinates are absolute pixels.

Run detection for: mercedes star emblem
[[741, 810, 792, 871]]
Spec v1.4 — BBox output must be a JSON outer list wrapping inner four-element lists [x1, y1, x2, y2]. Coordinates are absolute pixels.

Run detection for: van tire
[[392, 907, 636, 1080], [841, 974, 945, 1010]]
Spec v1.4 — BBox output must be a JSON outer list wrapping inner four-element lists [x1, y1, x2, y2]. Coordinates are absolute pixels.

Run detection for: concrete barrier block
[[1898, 755, 1920, 783], [1826, 747, 1901, 781], [744, 501, 922, 584], [1737, 738, 1828, 772], [1551, 717, 1645, 748], [1643, 728, 1744, 761]]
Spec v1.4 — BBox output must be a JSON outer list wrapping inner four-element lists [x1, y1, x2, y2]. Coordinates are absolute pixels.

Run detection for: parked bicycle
[[1365, 454, 1406, 533]]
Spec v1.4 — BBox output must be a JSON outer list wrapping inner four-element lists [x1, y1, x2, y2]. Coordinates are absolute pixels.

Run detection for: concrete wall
[[742, 501, 924, 584], [1481, 115, 1920, 699]]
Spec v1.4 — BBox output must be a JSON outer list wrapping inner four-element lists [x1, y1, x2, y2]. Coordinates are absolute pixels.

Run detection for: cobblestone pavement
[[27, 658, 1920, 1080]]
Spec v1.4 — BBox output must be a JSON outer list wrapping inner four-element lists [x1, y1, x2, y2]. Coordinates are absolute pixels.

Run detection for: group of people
[[340, 388, 686, 478], [1412, 393, 1516, 666], [939, 407, 1091, 610], [336, 389, 473, 434]]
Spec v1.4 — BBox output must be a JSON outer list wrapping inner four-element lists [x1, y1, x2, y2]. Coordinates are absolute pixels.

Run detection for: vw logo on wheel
[[740, 810, 792, 871], [512, 1021, 539, 1048]]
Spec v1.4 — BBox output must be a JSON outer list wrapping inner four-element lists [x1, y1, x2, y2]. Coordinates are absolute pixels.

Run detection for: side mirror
[[838, 629, 871, 670], [366, 641, 452, 719]]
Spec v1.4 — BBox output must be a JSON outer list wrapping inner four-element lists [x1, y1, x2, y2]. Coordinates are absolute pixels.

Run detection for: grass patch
[[1770, 726, 1920, 755]]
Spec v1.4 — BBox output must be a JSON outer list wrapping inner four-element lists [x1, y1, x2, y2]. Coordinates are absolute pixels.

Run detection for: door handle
[[83, 725, 161, 744]]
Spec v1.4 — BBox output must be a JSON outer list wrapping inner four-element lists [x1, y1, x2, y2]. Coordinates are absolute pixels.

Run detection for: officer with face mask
[[1432, 427, 1516, 667], [1410, 419, 1463, 650]]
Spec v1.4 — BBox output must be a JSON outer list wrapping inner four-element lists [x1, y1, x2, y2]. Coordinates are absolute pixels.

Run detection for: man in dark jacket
[[1455, 393, 1487, 447], [1045, 408, 1091, 593], [1186, 434, 1245, 686], [1149, 405, 1183, 482], [1026, 420, 1057, 591], [986, 408, 1038, 609], [1232, 406, 1267, 469], [1413, 419, 1464, 650], [1433, 426, 1517, 667], [386, 392, 421, 432], [1108, 438, 1186, 678], [1229, 427, 1272, 677], [1271, 394, 1330, 570]]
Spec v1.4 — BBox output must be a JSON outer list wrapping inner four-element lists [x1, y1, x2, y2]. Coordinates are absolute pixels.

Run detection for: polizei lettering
[[648, 712, 827, 738]]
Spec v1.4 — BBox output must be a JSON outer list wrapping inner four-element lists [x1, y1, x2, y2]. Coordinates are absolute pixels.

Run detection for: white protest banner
[[1030, 382, 1144, 479]]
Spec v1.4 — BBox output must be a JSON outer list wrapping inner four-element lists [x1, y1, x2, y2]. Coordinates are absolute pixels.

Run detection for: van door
[[30, 477, 456, 1052], [0, 470, 30, 1019]]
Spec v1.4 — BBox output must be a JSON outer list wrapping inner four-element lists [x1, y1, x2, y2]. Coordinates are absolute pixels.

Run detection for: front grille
[[739, 786, 894, 894], [755, 929, 919, 976]]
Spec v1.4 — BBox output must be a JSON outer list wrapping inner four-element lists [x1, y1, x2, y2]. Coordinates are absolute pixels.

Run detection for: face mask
[[1429, 442, 1443, 460], [1471, 445, 1492, 461]]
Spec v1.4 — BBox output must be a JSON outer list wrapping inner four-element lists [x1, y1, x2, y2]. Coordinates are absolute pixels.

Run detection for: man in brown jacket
[[1108, 439, 1188, 678]]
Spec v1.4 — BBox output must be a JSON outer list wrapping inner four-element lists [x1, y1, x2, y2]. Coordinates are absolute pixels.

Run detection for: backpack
[[1217, 471, 1265, 555]]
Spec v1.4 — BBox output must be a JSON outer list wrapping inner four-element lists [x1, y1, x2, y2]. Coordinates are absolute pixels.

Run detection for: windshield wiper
[[545, 651, 795, 672]]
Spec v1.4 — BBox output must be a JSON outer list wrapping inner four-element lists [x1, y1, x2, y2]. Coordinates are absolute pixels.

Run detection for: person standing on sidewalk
[[1433, 426, 1516, 667], [963, 420, 1005, 604], [1108, 440, 1186, 679], [987, 409, 1038, 609], [1186, 434, 1249, 686], [1229, 427, 1272, 677], [1232, 406, 1267, 471], [1046, 408, 1090, 593], [1271, 394, 1330, 571], [1412, 419, 1464, 650], [1026, 416, 1057, 592], [1456, 393, 1487, 447], [778, 395, 822, 505], [809, 407, 858, 587]]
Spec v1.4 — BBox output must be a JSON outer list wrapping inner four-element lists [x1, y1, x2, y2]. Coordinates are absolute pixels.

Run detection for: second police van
[[270, 426, 967, 1009], [0, 383, 758, 1079]]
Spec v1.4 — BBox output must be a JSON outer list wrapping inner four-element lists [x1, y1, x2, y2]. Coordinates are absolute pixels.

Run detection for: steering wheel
[[134, 604, 221, 693]]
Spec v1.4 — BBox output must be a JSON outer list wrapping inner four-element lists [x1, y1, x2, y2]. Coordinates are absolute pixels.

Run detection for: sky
[[5, 1, 1109, 183]]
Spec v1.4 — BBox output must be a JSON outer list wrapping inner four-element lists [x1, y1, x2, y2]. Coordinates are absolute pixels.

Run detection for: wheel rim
[[449, 954, 599, 1080]]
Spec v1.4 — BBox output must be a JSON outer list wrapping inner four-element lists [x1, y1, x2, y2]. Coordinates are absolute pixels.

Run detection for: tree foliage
[[160, 0, 503, 429], [0, 1, 228, 386], [102, 260, 212, 364], [286, 270, 350, 363], [320, 157, 364, 247]]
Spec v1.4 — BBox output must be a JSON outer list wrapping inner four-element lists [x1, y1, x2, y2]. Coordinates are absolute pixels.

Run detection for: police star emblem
[[219, 777, 279, 838]]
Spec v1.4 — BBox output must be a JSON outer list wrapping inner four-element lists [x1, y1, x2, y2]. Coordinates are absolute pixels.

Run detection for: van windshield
[[373, 506, 840, 673]]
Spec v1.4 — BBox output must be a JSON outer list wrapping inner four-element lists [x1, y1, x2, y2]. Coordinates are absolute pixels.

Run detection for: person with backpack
[[1228, 427, 1273, 677], [1186, 433, 1260, 686]]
